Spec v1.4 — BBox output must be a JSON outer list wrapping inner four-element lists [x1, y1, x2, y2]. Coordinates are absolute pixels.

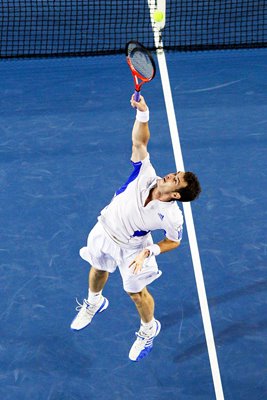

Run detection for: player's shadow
[[158, 279, 267, 363], [160, 279, 267, 328], [173, 318, 267, 363]]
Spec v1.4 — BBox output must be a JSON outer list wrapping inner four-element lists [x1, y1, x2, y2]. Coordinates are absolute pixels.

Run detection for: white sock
[[141, 318, 155, 333], [88, 289, 102, 305]]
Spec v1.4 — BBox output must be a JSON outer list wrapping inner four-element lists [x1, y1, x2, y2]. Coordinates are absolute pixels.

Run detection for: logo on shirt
[[158, 213, 164, 221], [176, 226, 183, 241]]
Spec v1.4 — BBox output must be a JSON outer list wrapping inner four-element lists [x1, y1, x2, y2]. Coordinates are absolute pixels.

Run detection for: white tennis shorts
[[79, 222, 162, 293]]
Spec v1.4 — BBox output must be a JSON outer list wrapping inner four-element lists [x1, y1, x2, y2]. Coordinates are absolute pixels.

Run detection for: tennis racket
[[125, 41, 156, 102]]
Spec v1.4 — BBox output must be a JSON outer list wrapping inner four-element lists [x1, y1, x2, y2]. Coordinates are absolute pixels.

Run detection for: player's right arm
[[130, 95, 150, 162]]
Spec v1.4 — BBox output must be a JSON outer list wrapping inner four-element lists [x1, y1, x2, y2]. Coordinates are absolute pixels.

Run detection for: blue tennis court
[[0, 47, 266, 399]]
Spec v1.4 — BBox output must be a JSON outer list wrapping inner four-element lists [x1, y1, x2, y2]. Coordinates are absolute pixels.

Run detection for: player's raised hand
[[130, 94, 148, 112]]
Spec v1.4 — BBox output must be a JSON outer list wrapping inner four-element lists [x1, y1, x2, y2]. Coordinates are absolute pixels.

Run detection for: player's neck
[[148, 187, 172, 203]]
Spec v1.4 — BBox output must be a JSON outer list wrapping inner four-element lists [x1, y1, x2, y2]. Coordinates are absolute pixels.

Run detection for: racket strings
[[129, 49, 154, 80]]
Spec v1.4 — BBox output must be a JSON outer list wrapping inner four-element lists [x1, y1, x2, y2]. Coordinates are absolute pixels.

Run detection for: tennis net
[[1, 0, 266, 59]]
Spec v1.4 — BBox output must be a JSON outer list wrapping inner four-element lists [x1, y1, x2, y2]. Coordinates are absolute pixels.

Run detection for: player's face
[[158, 171, 187, 193]]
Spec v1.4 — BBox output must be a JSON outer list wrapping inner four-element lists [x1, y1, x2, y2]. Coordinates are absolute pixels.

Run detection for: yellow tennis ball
[[153, 10, 164, 23]]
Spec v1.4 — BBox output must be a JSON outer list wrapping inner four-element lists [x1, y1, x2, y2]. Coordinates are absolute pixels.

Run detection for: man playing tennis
[[71, 94, 201, 362]]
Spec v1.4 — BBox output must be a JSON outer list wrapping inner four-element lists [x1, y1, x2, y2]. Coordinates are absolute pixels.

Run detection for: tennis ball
[[153, 10, 164, 23]]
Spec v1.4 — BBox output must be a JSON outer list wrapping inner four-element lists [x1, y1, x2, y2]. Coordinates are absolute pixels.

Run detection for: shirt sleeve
[[164, 206, 184, 242], [133, 153, 151, 169], [165, 224, 183, 242], [115, 154, 154, 196], [134, 153, 156, 178]]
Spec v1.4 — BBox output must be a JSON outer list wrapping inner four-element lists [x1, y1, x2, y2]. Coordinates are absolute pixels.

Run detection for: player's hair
[[176, 172, 201, 202]]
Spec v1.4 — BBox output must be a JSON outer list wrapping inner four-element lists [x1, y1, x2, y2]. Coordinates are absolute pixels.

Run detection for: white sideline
[[148, 2, 225, 399]]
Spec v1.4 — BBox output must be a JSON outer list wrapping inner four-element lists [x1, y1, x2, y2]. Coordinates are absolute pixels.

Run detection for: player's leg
[[118, 246, 162, 361], [70, 266, 110, 331], [127, 286, 154, 322], [89, 266, 109, 299], [71, 222, 118, 331], [127, 287, 161, 362]]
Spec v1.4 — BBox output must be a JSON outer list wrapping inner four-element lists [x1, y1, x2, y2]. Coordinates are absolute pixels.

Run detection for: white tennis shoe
[[70, 296, 109, 331], [129, 319, 161, 362]]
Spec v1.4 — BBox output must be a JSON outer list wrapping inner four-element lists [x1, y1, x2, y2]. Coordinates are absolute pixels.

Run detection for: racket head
[[125, 41, 156, 82], [125, 41, 156, 100]]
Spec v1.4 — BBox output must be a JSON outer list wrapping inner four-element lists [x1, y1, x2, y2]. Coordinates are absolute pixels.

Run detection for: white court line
[[148, 3, 225, 399]]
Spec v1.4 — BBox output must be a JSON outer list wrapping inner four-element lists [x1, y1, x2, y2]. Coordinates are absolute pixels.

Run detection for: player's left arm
[[157, 237, 180, 253]]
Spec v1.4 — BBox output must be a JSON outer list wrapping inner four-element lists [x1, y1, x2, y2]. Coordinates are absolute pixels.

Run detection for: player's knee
[[91, 267, 108, 279], [127, 289, 147, 306]]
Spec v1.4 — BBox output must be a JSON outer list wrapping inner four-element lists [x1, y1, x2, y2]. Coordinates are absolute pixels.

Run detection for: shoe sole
[[70, 298, 109, 331]]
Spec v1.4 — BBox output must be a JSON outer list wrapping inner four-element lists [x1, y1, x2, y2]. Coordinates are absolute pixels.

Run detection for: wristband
[[145, 244, 161, 257], [136, 107, 149, 123]]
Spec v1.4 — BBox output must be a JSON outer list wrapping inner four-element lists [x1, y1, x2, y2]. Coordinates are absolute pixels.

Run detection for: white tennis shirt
[[98, 154, 184, 249]]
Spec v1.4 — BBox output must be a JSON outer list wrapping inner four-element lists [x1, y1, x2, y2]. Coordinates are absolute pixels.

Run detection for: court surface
[[0, 48, 266, 400]]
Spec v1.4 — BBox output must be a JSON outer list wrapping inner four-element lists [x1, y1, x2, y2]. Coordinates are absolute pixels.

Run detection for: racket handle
[[134, 90, 141, 102]]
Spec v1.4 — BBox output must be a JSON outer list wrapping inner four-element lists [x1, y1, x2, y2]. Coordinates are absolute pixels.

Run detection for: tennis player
[[71, 94, 201, 362]]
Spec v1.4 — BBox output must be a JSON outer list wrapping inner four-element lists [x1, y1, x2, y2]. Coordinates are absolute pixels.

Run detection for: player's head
[[175, 171, 201, 202], [158, 171, 201, 202]]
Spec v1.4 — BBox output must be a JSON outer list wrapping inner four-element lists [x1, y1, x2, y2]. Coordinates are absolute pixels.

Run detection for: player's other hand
[[130, 94, 148, 112], [128, 249, 149, 274]]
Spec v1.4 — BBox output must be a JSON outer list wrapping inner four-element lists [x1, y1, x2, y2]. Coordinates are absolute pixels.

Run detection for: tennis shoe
[[129, 319, 161, 362], [70, 296, 109, 331]]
